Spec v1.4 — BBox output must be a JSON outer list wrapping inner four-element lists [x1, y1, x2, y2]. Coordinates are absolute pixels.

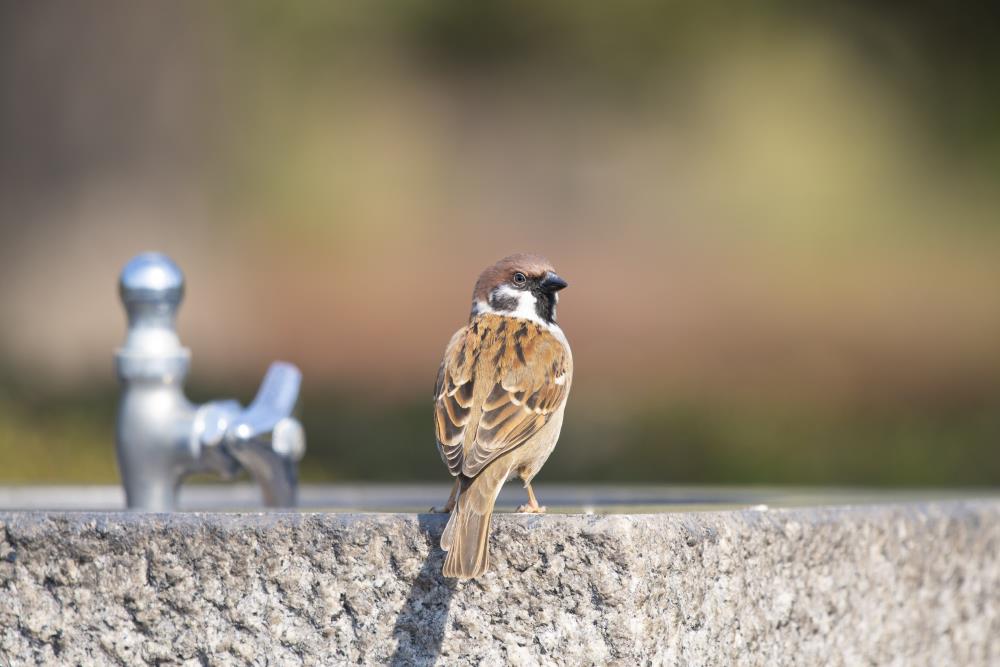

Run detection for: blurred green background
[[1, 1, 1000, 486]]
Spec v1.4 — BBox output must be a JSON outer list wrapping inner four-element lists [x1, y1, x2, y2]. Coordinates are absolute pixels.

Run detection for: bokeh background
[[2, 1, 1000, 486]]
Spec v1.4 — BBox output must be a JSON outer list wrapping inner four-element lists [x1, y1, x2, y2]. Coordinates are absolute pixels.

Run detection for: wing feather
[[434, 328, 477, 475], [434, 314, 571, 479]]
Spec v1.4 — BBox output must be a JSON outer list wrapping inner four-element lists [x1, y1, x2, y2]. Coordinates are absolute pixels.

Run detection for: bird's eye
[[513, 272, 527, 286]]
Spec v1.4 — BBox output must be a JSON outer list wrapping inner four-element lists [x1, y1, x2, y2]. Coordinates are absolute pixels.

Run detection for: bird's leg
[[431, 478, 460, 513], [517, 481, 547, 514]]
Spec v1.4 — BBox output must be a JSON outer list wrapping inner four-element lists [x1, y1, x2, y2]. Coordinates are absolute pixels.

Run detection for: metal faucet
[[115, 252, 306, 511]]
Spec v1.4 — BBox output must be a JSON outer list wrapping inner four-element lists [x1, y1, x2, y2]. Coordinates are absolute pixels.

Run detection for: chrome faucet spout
[[218, 363, 305, 506], [114, 253, 306, 511]]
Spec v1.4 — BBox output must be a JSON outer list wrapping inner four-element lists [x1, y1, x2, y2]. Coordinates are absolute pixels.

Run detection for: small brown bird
[[434, 253, 572, 578]]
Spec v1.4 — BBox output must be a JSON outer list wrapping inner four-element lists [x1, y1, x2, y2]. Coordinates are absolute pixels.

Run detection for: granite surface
[[1, 500, 998, 665]]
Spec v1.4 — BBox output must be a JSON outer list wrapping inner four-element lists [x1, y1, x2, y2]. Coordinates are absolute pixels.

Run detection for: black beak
[[540, 271, 568, 292]]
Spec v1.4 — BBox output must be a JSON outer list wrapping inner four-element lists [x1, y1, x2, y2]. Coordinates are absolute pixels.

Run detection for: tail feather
[[441, 504, 492, 578], [440, 465, 510, 579]]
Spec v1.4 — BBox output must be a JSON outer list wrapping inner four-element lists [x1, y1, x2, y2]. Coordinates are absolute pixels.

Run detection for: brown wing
[[434, 314, 571, 479], [434, 327, 476, 477]]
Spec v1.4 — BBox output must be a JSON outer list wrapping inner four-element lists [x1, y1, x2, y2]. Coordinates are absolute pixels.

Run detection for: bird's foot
[[516, 504, 547, 514]]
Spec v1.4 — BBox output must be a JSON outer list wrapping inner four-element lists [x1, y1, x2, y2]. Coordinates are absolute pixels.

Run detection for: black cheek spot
[[490, 292, 518, 311]]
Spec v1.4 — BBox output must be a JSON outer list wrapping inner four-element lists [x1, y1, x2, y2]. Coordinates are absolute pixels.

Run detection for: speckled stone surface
[[1, 501, 998, 665]]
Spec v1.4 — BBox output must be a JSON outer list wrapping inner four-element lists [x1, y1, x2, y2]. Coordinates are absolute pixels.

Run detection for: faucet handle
[[238, 362, 302, 437], [225, 362, 306, 506]]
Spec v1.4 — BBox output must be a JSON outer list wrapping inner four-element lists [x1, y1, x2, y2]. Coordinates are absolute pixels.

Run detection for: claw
[[432, 479, 461, 514], [516, 504, 547, 514], [519, 481, 546, 514]]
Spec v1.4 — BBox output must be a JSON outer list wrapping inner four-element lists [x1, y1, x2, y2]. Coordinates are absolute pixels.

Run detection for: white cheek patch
[[493, 285, 540, 321], [474, 288, 570, 343]]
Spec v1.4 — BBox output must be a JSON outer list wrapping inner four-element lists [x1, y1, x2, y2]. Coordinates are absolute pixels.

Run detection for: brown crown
[[472, 253, 555, 302]]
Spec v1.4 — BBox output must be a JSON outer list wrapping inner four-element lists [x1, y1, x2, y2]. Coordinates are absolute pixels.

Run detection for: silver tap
[[115, 252, 306, 511]]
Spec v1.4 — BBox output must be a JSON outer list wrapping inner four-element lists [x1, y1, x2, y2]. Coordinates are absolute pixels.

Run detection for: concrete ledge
[[1, 501, 998, 665]]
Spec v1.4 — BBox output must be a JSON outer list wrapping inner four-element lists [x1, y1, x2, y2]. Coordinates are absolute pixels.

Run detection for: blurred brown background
[[2, 1, 999, 485]]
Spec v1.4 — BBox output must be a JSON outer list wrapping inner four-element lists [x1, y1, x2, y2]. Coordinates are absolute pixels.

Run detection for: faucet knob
[[117, 252, 190, 380], [119, 252, 184, 313]]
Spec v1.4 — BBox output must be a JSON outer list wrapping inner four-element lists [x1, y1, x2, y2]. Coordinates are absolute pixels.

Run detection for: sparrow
[[433, 253, 572, 579]]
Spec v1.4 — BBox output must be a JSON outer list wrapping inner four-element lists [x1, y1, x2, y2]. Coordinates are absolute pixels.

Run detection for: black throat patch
[[531, 283, 557, 323]]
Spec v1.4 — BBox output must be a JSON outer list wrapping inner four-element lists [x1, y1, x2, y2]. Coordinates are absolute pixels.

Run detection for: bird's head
[[471, 253, 568, 324]]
